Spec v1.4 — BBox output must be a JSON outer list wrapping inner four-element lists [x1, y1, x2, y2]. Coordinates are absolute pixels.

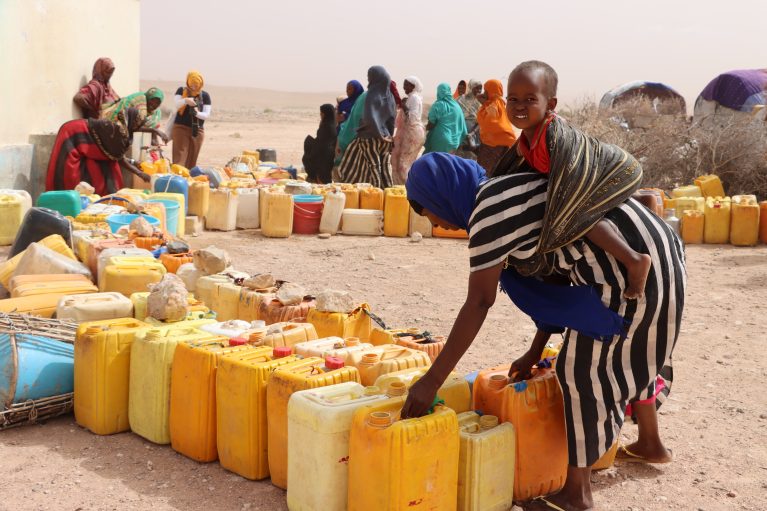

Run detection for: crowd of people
[[301, 65, 523, 186], [46, 58, 212, 195]]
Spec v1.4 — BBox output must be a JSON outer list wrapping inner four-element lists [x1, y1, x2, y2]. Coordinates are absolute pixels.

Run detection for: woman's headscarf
[[390, 81, 402, 108], [338, 80, 364, 121], [80, 57, 118, 119], [357, 65, 396, 139], [404, 76, 423, 94], [145, 87, 165, 106], [92, 58, 115, 85], [406, 153, 486, 231], [179, 70, 204, 116], [457, 79, 483, 126], [319, 103, 337, 138], [453, 80, 466, 99], [477, 79, 517, 147]]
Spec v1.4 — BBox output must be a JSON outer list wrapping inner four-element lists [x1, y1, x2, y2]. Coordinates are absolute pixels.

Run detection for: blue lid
[[293, 194, 323, 203]]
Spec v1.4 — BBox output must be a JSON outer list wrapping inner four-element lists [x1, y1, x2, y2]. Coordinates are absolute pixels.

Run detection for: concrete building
[[0, 0, 141, 198]]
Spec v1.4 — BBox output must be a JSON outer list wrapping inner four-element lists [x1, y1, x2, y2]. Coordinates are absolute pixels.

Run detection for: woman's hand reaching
[[400, 375, 440, 419], [509, 350, 540, 382]]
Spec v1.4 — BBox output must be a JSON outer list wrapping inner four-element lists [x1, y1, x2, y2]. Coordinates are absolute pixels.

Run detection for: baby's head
[[506, 60, 558, 131]]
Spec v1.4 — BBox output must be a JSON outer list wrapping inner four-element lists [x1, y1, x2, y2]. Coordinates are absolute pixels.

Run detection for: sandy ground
[[1, 112, 767, 511]]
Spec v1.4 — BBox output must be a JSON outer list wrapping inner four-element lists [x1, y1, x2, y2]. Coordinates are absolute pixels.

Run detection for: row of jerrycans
[[679, 195, 764, 246]]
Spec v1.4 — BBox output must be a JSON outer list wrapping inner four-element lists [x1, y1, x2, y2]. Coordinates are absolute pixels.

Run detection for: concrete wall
[[0, 0, 141, 197]]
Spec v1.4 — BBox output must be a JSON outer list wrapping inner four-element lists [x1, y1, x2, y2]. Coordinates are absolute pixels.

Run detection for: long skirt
[[172, 124, 205, 168], [391, 122, 425, 185], [552, 200, 686, 467], [477, 143, 510, 175], [45, 119, 123, 196], [337, 137, 393, 188]]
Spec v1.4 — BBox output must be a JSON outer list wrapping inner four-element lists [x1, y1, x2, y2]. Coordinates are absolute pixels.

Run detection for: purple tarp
[[699, 69, 767, 112]]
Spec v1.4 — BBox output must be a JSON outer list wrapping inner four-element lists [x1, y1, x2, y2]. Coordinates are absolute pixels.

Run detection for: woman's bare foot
[[624, 253, 652, 299], [616, 440, 673, 464]]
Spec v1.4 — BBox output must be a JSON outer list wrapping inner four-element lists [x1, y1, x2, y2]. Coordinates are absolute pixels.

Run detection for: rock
[[367, 252, 376, 261], [193, 246, 231, 275], [316, 290, 355, 313], [166, 240, 190, 254], [276, 282, 306, 306], [410, 232, 423, 242], [727, 491, 737, 498], [130, 216, 154, 237], [177, 263, 203, 293], [75, 181, 95, 195], [318, 233, 331, 239], [147, 274, 189, 321], [243, 273, 276, 290]]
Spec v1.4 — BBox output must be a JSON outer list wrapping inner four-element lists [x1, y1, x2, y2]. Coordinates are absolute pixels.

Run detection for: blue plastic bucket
[[0, 333, 74, 406], [145, 199, 180, 236], [106, 213, 160, 234]]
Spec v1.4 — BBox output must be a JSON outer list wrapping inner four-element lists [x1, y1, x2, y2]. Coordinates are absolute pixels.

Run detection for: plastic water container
[[457, 412, 516, 511], [195, 274, 242, 321], [106, 213, 160, 234], [56, 292, 133, 322], [99, 257, 167, 297], [238, 287, 277, 322], [284, 181, 313, 196], [169, 340, 254, 461], [147, 192, 185, 236], [259, 296, 316, 325], [369, 327, 421, 346], [235, 188, 260, 229], [261, 190, 294, 238], [340, 185, 360, 209], [681, 210, 704, 244], [0, 190, 32, 246], [0, 332, 74, 405], [0, 234, 76, 289], [206, 188, 238, 231], [704, 197, 731, 244], [146, 198, 179, 235], [266, 357, 361, 489], [36, 190, 82, 218], [216, 350, 298, 480], [383, 187, 409, 237], [96, 247, 152, 283], [375, 368, 471, 413], [293, 195, 324, 235], [347, 397, 459, 511], [294, 337, 368, 360], [409, 207, 433, 237], [188, 180, 210, 218], [318, 189, 345, 235], [760, 201, 767, 244], [694, 175, 725, 198], [347, 345, 431, 386], [259, 322, 318, 348], [74, 318, 151, 435], [153, 175, 189, 214], [359, 185, 384, 210], [730, 195, 760, 246], [671, 185, 702, 198], [396, 332, 446, 362], [286, 382, 387, 510], [9, 274, 95, 298], [199, 320, 261, 339], [10, 207, 73, 257], [341, 209, 384, 236]]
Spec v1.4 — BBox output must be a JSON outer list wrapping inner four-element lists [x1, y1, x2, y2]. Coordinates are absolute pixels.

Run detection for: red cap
[[229, 337, 248, 346], [273, 346, 293, 358], [324, 356, 345, 370]]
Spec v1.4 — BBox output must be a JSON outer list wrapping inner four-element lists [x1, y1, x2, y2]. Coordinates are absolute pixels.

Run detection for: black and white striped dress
[[469, 172, 686, 468], [337, 137, 394, 188]]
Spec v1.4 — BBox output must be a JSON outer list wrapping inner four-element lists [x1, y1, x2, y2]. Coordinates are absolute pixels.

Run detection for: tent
[[694, 69, 767, 122], [599, 81, 686, 114]]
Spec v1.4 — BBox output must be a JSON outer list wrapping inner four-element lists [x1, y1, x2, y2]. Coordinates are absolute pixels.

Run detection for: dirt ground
[[1, 116, 766, 511]]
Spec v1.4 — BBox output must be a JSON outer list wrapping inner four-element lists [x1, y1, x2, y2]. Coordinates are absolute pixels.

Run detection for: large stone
[[193, 246, 231, 275], [146, 274, 189, 321], [177, 263, 204, 293], [243, 273, 276, 290], [130, 216, 154, 237], [315, 290, 355, 313], [275, 282, 306, 306]]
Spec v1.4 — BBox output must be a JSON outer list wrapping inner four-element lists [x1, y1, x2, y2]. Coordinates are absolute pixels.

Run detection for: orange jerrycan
[[237, 286, 277, 322], [286, 382, 387, 511], [168, 339, 257, 462], [471, 364, 511, 418], [347, 345, 431, 386], [457, 412, 516, 511], [395, 332, 446, 362], [266, 357, 360, 489], [347, 397, 460, 511], [74, 318, 151, 435], [502, 367, 568, 501], [730, 195, 760, 246], [216, 350, 299, 480]]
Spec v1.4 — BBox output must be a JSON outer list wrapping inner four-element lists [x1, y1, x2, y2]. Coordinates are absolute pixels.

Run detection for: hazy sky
[[141, 0, 765, 107]]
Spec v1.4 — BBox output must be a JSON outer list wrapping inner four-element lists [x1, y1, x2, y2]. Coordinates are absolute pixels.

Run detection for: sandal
[[615, 444, 673, 464], [530, 496, 593, 511]]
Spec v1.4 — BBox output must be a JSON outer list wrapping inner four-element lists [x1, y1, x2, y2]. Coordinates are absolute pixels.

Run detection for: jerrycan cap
[[479, 415, 499, 430], [488, 374, 508, 390], [360, 353, 380, 365], [145, 329, 165, 341], [273, 346, 292, 359], [386, 381, 408, 397], [344, 337, 360, 347], [229, 337, 248, 347], [324, 356, 345, 370], [367, 411, 393, 428]]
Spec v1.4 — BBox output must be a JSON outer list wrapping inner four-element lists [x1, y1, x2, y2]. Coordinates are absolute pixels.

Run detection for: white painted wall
[[0, 0, 141, 145]]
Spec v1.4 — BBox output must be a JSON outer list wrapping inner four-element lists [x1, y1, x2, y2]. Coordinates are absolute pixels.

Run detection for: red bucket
[[293, 195, 324, 234]]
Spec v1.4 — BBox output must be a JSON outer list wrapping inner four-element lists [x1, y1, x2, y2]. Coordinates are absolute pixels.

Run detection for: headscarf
[[453, 80, 466, 99], [424, 83, 468, 153], [80, 57, 118, 119], [338, 80, 364, 121], [406, 153, 485, 231], [390, 81, 402, 108], [303, 104, 338, 183], [101, 87, 165, 129], [404, 76, 423, 94], [357, 65, 396, 139], [179, 70, 204, 116], [477, 79, 517, 147], [319, 103, 337, 138], [337, 91, 367, 161], [457, 79, 483, 127], [406, 152, 627, 341], [403, 76, 424, 125]]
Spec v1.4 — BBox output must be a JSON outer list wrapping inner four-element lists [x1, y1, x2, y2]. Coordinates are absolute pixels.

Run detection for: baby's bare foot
[[624, 254, 652, 299]]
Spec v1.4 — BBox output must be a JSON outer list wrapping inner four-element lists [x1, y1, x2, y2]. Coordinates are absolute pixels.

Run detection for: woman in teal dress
[[424, 83, 467, 154]]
